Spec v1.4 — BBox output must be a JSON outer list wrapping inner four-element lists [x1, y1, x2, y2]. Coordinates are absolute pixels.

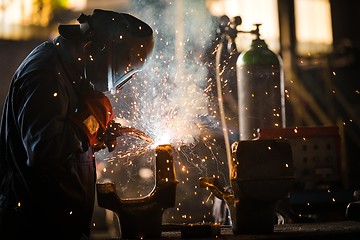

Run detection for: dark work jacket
[[0, 36, 96, 239]]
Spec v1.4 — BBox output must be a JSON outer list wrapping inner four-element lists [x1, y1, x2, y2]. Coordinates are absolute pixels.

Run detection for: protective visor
[[112, 68, 141, 90]]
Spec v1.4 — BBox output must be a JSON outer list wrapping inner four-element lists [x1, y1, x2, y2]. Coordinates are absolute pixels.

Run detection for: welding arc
[[120, 127, 153, 143]]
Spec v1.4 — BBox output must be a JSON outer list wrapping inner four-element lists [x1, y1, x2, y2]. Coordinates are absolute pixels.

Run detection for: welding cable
[[215, 42, 232, 174], [119, 127, 153, 144]]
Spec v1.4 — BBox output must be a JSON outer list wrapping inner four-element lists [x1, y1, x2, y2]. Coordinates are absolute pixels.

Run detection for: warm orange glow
[[0, 0, 87, 40], [295, 0, 333, 55]]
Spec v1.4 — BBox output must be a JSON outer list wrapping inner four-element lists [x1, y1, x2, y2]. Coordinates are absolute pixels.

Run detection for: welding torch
[[97, 120, 153, 152]]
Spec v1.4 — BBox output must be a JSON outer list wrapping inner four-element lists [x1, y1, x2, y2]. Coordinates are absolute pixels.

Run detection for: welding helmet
[[59, 9, 154, 92]]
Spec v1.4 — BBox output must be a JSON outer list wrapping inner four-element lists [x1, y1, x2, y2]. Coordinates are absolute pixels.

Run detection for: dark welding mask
[[59, 9, 154, 93]]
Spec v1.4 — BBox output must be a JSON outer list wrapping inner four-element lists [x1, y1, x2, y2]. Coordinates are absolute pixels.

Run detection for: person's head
[[59, 9, 154, 92]]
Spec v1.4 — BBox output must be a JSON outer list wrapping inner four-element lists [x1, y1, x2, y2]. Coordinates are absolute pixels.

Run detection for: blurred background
[[1, 0, 359, 238]]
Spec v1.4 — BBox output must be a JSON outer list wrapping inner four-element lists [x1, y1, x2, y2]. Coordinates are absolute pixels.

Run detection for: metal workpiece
[[96, 144, 178, 239], [200, 139, 294, 234]]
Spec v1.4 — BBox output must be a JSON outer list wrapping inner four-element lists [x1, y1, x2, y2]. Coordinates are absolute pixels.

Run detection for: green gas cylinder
[[236, 25, 285, 140]]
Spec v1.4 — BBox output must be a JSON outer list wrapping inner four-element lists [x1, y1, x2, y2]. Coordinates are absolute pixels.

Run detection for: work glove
[[70, 90, 114, 147], [94, 121, 154, 152], [94, 120, 123, 152]]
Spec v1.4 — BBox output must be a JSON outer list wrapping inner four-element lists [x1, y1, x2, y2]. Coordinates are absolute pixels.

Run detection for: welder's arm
[[70, 90, 114, 150], [94, 122, 154, 152], [93, 120, 122, 152]]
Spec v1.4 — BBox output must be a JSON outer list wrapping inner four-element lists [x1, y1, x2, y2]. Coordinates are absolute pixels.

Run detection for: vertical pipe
[[215, 42, 233, 178], [278, 0, 297, 125]]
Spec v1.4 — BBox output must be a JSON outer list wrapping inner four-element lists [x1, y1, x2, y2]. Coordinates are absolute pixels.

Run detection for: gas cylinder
[[236, 24, 285, 140]]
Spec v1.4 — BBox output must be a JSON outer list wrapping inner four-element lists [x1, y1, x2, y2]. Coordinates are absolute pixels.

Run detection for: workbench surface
[[90, 221, 360, 240]]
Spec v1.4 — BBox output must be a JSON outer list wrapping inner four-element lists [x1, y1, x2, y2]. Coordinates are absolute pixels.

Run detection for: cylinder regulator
[[236, 24, 285, 140]]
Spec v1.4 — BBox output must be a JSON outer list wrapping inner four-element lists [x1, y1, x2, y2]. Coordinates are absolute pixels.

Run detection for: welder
[[0, 9, 154, 239]]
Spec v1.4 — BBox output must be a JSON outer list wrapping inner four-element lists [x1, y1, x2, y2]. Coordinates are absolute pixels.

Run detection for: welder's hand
[[95, 120, 123, 152], [70, 90, 114, 146]]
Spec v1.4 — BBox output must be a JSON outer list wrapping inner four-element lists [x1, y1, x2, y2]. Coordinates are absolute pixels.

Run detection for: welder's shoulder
[[12, 41, 64, 93], [16, 41, 60, 76]]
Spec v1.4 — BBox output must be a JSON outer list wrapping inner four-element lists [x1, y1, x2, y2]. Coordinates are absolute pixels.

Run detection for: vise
[[200, 139, 294, 234], [96, 144, 178, 239]]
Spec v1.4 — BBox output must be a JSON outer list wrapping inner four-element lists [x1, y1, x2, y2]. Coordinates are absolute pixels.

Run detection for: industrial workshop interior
[[0, 0, 360, 239]]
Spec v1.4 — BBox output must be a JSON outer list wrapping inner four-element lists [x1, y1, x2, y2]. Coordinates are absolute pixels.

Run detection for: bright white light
[[151, 134, 171, 148], [0, 0, 32, 25], [67, 0, 87, 11], [138, 168, 154, 179]]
